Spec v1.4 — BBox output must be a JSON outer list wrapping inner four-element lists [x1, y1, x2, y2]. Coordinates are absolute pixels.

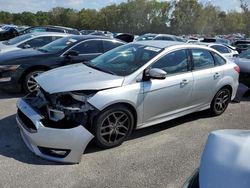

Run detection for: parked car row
[[0, 25, 81, 41], [20, 25, 81, 35]]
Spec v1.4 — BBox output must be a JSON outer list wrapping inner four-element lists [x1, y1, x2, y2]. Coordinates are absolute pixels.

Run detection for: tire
[[93, 105, 135, 149], [23, 70, 45, 93], [210, 88, 231, 116]]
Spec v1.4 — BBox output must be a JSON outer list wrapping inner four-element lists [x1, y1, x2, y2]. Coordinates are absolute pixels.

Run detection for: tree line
[[0, 0, 249, 36]]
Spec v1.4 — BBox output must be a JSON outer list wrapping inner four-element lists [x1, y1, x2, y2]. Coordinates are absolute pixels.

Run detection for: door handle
[[214, 72, 220, 79], [180, 79, 189, 86]]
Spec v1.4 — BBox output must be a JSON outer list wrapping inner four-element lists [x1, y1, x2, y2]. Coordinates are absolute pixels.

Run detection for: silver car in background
[[0, 32, 69, 53], [16, 41, 239, 163]]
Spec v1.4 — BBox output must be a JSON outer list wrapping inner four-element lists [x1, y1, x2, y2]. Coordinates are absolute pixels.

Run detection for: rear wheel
[[210, 88, 231, 116], [93, 105, 134, 149], [23, 70, 45, 93]]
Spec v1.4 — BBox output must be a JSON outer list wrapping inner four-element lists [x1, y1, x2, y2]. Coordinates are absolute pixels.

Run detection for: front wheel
[[210, 88, 231, 116], [23, 70, 45, 93], [93, 105, 135, 149]]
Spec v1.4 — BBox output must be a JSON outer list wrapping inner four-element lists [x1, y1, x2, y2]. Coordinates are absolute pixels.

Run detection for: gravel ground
[[0, 91, 249, 188]]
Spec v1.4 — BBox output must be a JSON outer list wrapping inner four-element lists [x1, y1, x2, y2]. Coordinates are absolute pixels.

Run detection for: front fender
[[88, 83, 144, 127]]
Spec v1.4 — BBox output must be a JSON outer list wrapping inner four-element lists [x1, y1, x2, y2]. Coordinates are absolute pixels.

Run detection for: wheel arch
[[19, 65, 50, 85], [91, 102, 138, 130], [220, 85, 233, 96]]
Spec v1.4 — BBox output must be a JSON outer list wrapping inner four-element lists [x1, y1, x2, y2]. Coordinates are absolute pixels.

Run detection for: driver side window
[[152, 49, 189, 75]]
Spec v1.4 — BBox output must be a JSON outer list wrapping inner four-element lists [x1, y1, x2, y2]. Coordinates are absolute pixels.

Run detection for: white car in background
[[0, 32, 69, 53], [199, 43, 239, 58]]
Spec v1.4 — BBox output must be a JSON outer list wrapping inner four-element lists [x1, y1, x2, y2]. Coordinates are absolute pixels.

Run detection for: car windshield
[[3, 33, 33, 45], [38, 37, 78, 53], [85, 44, 162, 76], [239, 49, 250, 59]]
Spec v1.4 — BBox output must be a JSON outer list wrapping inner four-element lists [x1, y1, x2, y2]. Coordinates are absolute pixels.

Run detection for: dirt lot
[[0, 91, 249, 188]]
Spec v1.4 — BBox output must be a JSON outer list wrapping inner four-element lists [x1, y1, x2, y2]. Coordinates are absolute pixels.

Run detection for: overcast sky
[[0, 0, 248, 13]]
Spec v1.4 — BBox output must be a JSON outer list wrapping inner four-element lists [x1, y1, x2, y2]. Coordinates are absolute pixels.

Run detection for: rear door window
[[212, 52, 226, 66], [191, 49, 215, 70]]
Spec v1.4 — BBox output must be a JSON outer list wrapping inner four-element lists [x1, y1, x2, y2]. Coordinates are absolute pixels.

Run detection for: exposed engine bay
[[24, 88, 97, 129]]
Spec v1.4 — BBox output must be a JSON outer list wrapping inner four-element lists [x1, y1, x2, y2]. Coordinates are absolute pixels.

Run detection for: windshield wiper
[[83, 61, 117, 75]]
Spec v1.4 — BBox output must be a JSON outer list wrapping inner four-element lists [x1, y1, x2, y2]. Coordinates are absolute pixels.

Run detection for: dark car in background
[[20, 25, 81, 35], [114, 33, 134, 43], [0, 35, 125, 93], [0, 25, 19, 41], [233, 40, 250, 53], [233, 54, 250, 88], [238, 48, 250, 60], [200, 38, 231, 45]]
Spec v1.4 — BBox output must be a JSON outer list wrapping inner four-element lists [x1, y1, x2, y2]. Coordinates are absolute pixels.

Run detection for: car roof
[[195, 42, 225, 47], [155, 34, 175, 37], [133, 41, 224, 53], [29, 32, 70, 37], [42, 25, 78, 31], [65, 35, 125, 42], [133, 40, 184, 48]]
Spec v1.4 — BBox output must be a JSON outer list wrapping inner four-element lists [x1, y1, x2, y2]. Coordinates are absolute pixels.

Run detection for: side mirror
[[148, 68, 167, 80], [23, 44, 31, 49], [64, 50, 79, 58]]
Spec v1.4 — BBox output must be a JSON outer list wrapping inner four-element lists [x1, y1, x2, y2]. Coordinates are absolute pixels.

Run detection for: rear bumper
[[16, 98, 94, 163]]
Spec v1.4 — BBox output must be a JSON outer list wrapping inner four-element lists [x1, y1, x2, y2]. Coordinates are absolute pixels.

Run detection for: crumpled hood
[[35, 63, 124, 94]]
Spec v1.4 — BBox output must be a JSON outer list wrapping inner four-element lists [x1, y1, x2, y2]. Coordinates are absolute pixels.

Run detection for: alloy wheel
[[100, 111, 130, 144], [26, 71, 43, 93], [214, 90, 230, 114]]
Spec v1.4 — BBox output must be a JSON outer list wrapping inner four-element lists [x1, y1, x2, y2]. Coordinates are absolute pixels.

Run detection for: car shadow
[[0, 114, 64, 165], [85, 110, 212, 154], [0, 110, 212, 165]]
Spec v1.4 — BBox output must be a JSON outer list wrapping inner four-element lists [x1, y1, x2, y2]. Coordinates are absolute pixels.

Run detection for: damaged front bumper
[[16, 98, 94, 163]]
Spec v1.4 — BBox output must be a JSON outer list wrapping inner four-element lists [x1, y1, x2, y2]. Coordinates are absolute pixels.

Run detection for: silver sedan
[[16, 41, 239, 163]]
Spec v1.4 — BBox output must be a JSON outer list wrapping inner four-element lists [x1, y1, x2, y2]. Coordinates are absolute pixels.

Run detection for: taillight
[[234, 65, 240, 74]]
